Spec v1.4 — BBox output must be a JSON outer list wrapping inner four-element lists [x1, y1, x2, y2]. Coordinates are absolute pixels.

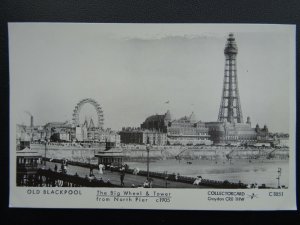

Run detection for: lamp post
[[164, 171, 169, 188], [44, 138, 47, 166], [276, 167, 282, 188], [146, 137, 150, 180]]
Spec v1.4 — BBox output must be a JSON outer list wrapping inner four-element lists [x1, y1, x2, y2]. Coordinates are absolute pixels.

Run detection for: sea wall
[[31, 143, 289, 163], [31, 144, 99, 164], [123, 146, 289, 161]]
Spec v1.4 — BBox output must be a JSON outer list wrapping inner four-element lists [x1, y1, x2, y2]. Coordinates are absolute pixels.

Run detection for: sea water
[[126, 158, 289, 188]]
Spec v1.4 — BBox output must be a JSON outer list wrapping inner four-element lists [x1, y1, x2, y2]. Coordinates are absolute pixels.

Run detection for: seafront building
[[16, 98, 120, 148], [167, 113, 211, 145], [120, 111, 211, 146], [17, 118, 120, 147], [205, 120, 257, 144], [119, 128, 167, 146], [120, 108, 270, 146]]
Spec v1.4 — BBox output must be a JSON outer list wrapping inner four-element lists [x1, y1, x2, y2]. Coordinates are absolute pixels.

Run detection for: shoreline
[[30, 142, 289, 162]]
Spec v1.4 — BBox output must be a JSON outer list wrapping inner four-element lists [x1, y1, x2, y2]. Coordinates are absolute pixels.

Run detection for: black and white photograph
[[9, 23, 296, 210]]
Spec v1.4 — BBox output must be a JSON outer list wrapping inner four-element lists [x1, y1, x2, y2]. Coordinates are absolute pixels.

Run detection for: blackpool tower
[[218, 33, 243, 123]]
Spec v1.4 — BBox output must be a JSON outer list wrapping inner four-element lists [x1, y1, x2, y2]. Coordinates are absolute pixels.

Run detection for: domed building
[[140, 110, 171, 133], [139, 110, 210, 146]]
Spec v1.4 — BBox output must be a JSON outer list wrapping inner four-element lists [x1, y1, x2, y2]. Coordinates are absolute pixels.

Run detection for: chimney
[[30, 115, 34, 127]]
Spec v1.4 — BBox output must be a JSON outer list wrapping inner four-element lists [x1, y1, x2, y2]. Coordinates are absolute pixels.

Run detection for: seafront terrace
[[39, 158, 249, 188], [42, 161, 201, 188]]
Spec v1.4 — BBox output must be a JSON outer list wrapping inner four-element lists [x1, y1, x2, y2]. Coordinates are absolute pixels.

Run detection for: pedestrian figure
[[172, 173, 176, 180], [143, 179, 153, 188], [99, 163, 105, 174], [148, 178, 153, 188], [193, 176, 202, 185], [238, 180, 243, 188], [133, 167, 140, 175], [120, 166, 125, 186], [54, 164, 58, 172], [60, 163, 65, 174], [89, 166, 94, 177], [63, 164, 67, 174], [125, 164, 129, 171], [143, 179, 150, 188]]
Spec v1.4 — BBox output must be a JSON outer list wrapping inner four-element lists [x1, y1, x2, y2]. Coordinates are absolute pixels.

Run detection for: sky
[[9, 23, 295, 133]]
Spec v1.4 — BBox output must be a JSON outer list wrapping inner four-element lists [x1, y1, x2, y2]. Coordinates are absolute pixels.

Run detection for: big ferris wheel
[[72, 98, 104, 128]]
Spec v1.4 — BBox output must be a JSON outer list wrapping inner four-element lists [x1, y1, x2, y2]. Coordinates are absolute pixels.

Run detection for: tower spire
[[218, 33, 243, 123]]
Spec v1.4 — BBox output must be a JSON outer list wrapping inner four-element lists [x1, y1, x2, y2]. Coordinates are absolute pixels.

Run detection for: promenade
[[44, 161, 202, 188]]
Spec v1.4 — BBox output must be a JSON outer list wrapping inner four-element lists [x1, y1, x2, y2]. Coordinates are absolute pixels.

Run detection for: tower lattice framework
[[218, 33, 243, 123]]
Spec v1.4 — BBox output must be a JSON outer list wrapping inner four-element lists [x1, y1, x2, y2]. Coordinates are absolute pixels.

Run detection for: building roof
[[189, 112, 196, 123], [144, 114, 165, 123], [143, 110, 173, 124], [17, 147, 42, 157], [95, 148, 124, 157], [44, 121, 72, 128], [165, 110, 171, 121]]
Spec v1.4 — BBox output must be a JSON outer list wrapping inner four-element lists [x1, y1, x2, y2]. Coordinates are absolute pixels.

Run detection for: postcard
[[9, 23, 296, 210]]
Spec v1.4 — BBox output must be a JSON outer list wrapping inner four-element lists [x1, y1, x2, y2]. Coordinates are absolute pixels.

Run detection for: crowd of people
[[47, 160, 205, 188], [51, 159, 68, 174]]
